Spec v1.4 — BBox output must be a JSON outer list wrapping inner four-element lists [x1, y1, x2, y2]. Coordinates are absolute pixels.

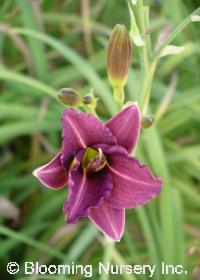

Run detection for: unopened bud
[[83, 92, 97, 109], [141, 115, 154, 129], [58, 88, 81, 106], [83, 94, 93, 105], [107, 24, 131, 89]]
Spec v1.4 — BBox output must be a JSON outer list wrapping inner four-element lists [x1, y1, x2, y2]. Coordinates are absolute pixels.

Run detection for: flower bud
[[83, 94, 94, 105], [141, 115, 154, 129], [82, 91, 97, 109], [58, 88, 81, 106], [107, 24, 131, 89]]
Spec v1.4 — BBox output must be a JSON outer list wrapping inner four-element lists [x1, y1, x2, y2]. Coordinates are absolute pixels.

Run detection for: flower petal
[[33, 153, 68, 189], [106, 104, 141, 152], [105, 154, 162, 208], [64, 166, 113, 223], [89, 202, 125, 241], [94, 144, 128, 157], [61, 109, 117, 167]]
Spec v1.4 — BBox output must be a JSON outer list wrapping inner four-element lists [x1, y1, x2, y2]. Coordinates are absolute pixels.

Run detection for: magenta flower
[[33, 104, 162, 241]]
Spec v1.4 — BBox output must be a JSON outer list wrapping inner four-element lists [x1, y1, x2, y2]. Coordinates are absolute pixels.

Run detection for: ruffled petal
[[106, 104, 141, 153], [89, 202, 125, 241], [64, 165, 113, 223], [105, 154, 162, 209], [61, 109, 117, 167], [33, 153, 68, 189]]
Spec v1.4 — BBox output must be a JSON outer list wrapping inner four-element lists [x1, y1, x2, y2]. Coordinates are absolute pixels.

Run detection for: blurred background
[[0, 0, 200, 279]]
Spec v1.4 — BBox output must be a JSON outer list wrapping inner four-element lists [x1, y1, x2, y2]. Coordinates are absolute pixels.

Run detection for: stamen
[[98, 148, 103, 160], [81, 147, 107, 173], [70, 157, 78, 170]]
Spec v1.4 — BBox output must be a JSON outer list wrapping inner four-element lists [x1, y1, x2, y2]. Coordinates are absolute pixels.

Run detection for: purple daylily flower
[[33, 104, 162, 241]]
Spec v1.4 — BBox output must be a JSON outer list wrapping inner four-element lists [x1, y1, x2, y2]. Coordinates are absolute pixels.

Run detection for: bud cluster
[[58, 88, 97, 112]]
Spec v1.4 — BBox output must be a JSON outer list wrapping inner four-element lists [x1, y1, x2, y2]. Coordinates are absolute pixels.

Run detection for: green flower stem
[[83, 105, 98, 117], [113, 87, 125, 109], [100, 237, 115, 280], [140, 61, 156, 115], [90, 107, 98, 117], [136, 0, 149, 72], [101, 237, 136, 280], [112, 247, 136, 280], [138, 2, 200, 116], [136, 0, 155, 115], [143, 6, 152, 59], [153, 6, 200, 61]]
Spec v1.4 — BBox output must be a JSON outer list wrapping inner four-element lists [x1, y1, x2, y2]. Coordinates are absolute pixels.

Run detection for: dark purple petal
[[89, 202, 125, 241], [94, 144, 128, 157], [106, 103, 141, 153], [33, 153, 68, 189], [105, 154, 162, 209], [64, 166, 113, 223], [61, 109, 117, 168]]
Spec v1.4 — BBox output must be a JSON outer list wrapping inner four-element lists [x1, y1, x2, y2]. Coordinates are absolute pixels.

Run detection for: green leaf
[[12, 28, 117, 115]]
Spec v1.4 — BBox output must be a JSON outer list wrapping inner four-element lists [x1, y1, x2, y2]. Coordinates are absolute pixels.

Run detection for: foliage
[[0, 0, 200, 279]]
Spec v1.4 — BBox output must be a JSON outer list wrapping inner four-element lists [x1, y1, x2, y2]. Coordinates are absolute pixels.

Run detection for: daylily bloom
[[33, 104, 162, 241]]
